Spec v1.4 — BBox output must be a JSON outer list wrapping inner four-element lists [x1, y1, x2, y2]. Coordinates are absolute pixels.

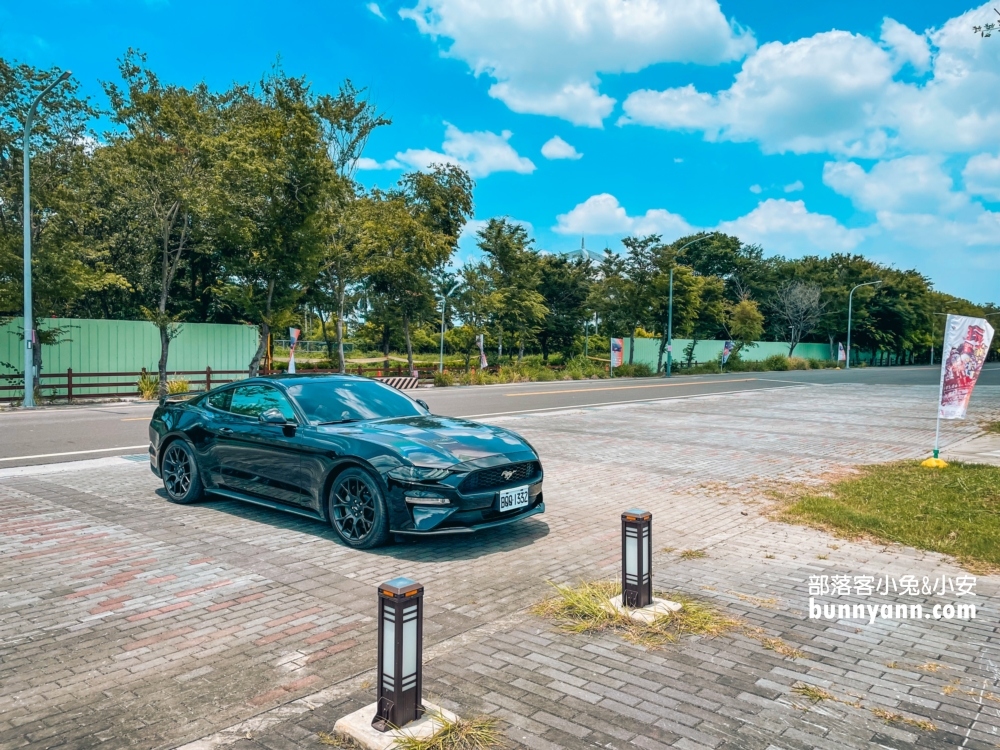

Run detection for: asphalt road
[[3, 364, 997, 468]]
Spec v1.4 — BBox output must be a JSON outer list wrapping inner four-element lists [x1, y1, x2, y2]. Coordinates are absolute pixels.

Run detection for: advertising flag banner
[[611, 338, 624, 368], [476, 334, 488, 369], [938, 314, 994, 420], [721, 340, 734, 365], [288, 327, 301, 375], [838, 342, 847, 362]]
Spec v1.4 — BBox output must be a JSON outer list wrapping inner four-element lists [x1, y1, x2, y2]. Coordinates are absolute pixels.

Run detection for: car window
[[229, 384, 296, 421], [285, 378, 423, 424], [207, 388, 232, 412]]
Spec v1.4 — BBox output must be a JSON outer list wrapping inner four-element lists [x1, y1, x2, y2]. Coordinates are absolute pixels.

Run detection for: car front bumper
[[391, 501, 544, 536]]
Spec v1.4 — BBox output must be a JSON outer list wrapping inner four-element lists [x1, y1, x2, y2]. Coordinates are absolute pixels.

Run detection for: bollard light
[[373, 577, 424, 732], [622, 509, 652, 608]]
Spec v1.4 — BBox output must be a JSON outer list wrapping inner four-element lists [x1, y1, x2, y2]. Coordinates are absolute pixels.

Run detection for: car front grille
[[460, 461, 540, 492]]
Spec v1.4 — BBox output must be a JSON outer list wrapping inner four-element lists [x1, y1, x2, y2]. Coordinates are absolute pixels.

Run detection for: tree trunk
[[248, 279, 275, 377], [828, 333, 835, 361], [337, 289, 346, 374], [157, 325, 171, 398], [628, 328, 635, 365], [382, 324, 390, 370], [656, 323, 667, 374], [518, 332, 524, 364], [540, 336, 549, 364], [497, 329, 503, 362], [404, 314, 414, 373], [318, 308, 334, 362]]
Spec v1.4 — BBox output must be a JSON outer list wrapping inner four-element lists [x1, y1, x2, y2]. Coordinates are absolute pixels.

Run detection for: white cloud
[[749, 184, 762, 194], [879, 17, 930, 73], [783, 180, 804, 193], [620, 4, 1000, 157], [367, 2, 386, 19], [823, 156, 966, 213], [357, 156, 403, 171], [963, 152, 1000, 201], [674, 157, 683, 163], [716, 199, 865, 254], [553, 193, 693, 236], [541, 136, 583, 160], [400, 0, 755, 127], [395, 123, 535, 178]]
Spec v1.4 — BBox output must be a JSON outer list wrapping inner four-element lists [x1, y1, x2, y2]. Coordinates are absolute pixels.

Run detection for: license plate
[[498, 485, 530, 512]]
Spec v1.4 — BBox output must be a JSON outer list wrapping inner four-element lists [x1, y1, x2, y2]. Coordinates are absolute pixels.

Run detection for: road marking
[[0, 445, 148, 462], [459, 383, 804, 419], [503, 378, 758, 397], [120, 417, 150, 422]]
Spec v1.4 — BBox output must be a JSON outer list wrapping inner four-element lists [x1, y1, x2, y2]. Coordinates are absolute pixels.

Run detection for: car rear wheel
[[161, 440, 205, 504], [328, 468, 390, 549]]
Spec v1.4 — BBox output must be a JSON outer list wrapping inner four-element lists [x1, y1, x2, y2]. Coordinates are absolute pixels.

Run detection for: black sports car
[[148, 374, 544, 548]]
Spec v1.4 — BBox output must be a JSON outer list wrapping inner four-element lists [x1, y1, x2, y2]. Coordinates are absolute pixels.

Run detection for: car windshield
[[285, 378, 424, 424]]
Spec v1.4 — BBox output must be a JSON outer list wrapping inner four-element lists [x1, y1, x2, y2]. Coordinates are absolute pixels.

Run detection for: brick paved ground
[[3, 383, 1000, 750]]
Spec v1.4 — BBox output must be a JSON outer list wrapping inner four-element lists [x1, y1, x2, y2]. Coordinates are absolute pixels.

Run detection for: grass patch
[[780, 460, 1000, 569], [317, 732, 366, 748], [983, 420, 1000, 434], [394, 712, 504, 750], [532, 580, 740, 648], [762, 638, 805, 659], [678, 549, 708, 560]]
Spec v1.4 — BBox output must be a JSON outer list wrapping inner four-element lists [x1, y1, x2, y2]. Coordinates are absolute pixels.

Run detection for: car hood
[[317, 415, 536, 469]]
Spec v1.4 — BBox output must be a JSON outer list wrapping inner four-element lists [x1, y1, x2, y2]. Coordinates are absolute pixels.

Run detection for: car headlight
[[387, 466, 451, 483]]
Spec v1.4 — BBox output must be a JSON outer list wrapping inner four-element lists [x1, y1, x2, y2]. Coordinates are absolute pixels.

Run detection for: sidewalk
[[2, 384, 999, 749]]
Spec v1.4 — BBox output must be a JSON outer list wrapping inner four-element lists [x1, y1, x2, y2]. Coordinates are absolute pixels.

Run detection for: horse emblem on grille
[[501, 469, 515, 481]]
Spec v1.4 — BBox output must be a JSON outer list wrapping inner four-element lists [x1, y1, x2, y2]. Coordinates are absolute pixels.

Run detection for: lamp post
[[22, 69, 72, 409], [621, 509, 652, 608], [373, 577, 424, 731], [664, 232, 717, 377], [437, 282, 460, 373], [845, 280, 882, 370]]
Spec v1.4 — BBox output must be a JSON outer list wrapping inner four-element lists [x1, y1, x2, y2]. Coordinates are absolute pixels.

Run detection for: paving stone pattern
[[2, 383, 1000, 750]]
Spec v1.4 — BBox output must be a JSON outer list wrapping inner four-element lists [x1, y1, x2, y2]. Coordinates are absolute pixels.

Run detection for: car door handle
[[218, 427, 234, 435]]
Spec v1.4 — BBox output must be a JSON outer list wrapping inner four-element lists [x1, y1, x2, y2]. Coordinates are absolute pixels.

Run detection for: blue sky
[[3, 0, 999, 302]]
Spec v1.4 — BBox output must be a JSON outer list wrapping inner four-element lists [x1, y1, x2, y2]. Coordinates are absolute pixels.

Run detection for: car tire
[[328, 467, 390, 549], [161, 440, 205, 504]]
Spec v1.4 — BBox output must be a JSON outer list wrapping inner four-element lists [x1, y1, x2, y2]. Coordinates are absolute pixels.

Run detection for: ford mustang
[[148, 374, 544, 548]]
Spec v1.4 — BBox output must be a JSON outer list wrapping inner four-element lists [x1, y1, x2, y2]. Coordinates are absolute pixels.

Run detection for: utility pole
[[22, 70, 72, 408], [664, 232, 717, 377], [846, 280, 882, 370]]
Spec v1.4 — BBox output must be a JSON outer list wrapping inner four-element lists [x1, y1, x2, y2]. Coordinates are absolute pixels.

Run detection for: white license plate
[[498, 485, 530, 512]]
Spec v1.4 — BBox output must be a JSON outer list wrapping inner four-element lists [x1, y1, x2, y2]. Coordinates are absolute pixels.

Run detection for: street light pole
[[22, 70, 71, 409], [438, 282, 460, 373], [845, 280, 882, 370], [664, 232, 717, 377]]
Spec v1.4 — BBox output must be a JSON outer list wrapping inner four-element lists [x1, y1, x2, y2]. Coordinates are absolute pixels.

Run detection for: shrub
[[166, 378, 190, 394], [612, 363, 653, 378], [433, 371, 453, 387], [137, 372, 159, 400], [787, 356, 809, 370], [762, 354, 790, 371]]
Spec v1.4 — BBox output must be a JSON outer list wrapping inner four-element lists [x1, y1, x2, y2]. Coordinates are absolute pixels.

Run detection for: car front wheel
[[161, 440, 205, 504], [328, 467, 390, 549]]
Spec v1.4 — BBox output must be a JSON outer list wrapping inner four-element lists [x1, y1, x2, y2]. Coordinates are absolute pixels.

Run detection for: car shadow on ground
[[171, 490, 549, 562]]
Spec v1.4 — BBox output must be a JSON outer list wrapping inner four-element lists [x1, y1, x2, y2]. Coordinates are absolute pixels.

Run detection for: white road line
[[457, 383, 806, 419], [0, 445, 147, 462]]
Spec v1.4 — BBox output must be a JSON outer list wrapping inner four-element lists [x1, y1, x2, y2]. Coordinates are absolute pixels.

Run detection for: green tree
[[536, 255, 591, 362], [103, 50, 222, 396], [477, 218, 547, 363]]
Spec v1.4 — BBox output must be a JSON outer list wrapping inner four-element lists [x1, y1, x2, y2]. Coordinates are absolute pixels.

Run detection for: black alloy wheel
[[328, 468, 390, 549], [161, 441, 204, 504]]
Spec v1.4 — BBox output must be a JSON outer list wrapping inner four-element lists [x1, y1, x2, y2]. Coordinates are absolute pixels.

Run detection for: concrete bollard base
[[333, 701, 458, 750], [605, 594, 682, 624]]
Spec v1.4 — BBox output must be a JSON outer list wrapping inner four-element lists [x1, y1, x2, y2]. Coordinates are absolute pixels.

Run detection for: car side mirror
[[259, 408, 288, 425], [415, 399, 430, 412]]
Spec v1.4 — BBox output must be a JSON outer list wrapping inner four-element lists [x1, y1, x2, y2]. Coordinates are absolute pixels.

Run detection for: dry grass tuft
[[917, 662, 944, 673], [532, 580, 740, 648], [871, 708, 936, 732], [679, 549, 708, 560], [728, 591, 778, 608], [394, 713, 504, 750], [761, 638, 805, 659], [791, 683, 833, 703], [317, 731, 367, 748]]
